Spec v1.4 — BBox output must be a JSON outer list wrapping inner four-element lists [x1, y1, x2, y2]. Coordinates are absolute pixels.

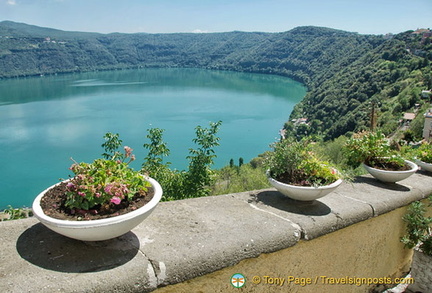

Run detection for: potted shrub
[[414, 142, 432, 172], [401, 197, 432, 292], [265, 137, 342, 201], [344, 131, 418, 183], [32, 133, 163, 241]]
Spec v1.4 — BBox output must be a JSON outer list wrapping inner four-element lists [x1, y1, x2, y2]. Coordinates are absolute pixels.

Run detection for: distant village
[[292, 88, 432, 142]]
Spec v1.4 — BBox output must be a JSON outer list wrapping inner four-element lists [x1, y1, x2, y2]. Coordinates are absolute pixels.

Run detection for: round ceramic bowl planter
[[32, 177, 162, 241], [362, 159, 418, 183], [267, 174, 343, 201], [415, 159, 432, 173]]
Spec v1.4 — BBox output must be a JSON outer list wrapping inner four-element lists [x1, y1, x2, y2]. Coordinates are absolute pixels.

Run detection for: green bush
[[142, 121, 222, 201], [401, 197, 432, 256], [212, 164, 269, 195]]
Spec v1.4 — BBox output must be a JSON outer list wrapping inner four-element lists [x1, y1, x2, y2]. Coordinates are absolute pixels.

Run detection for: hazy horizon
[[1, 0, 431, 35]]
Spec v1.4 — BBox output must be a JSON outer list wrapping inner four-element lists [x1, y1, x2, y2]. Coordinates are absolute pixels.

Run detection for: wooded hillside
[[1, 21, 431, 140]]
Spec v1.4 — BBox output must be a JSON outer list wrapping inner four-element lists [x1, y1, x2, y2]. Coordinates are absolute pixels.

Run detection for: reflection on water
[[0, 68, 305, 208]]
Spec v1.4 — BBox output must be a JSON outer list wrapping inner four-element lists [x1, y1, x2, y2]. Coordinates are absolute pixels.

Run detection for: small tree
[[142, 121, 222, 200], [142, 128, 171, 175], [186, 121, 222, 197], [239, 157, 244, 167]]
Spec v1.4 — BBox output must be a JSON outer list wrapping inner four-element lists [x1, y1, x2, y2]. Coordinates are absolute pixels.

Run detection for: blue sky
[[0, 0, 430, 35]]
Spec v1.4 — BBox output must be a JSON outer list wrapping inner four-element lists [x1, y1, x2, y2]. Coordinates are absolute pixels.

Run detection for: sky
[[0, 0, 431, 35]]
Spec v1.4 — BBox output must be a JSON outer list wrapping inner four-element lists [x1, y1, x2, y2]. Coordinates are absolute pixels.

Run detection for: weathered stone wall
[[0, 173, 431, 292], [154, 206, 413, 293]]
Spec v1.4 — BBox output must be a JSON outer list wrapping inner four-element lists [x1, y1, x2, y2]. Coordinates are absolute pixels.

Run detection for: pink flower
[[78, 191, 86, 197], [110, 196, 121, 205], [124, 146, 133, 158], [104, 184, 113, 194], [95, 193, 101, 198]]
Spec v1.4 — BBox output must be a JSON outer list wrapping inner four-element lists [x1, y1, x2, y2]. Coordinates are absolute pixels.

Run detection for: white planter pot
[[362, 160, 418, 183], [32, 177, 162, 241], [267, 175, 342, 201], [415, 159, 432, 173]]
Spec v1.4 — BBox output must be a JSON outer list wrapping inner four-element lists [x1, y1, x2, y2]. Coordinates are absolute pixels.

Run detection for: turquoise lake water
[[0, 68, 306, 209]]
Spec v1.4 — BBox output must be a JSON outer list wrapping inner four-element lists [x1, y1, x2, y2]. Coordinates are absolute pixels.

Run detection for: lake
[[0, 68, 305, 209]]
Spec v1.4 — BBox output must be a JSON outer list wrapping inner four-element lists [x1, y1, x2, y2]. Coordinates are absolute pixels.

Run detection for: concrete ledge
[[1, 172, 431, 292]]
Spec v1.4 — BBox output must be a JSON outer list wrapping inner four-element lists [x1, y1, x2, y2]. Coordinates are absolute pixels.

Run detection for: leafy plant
[[142, 121, 222, 200], [186, 121, 222, 197], [1, 205, 32, 221], [343, 130, 406, 169], [142, 128, 187, 201], [65, 135, 150, 211], [416, 142, 432, 164], [101, 132, 123, 160], [265, 137, 340, 186], [142, 128, 171, 175], [401, 196, 432, 256]]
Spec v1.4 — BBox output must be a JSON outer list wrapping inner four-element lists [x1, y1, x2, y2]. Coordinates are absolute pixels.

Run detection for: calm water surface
[[0, 68, 305, 208]]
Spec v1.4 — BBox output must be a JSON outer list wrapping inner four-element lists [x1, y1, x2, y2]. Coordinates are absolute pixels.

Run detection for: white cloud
[[7, 0, 16, 5], [192, 29, 209, 33]]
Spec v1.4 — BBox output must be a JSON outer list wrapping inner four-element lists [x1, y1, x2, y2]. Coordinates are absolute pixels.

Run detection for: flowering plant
[[64, 133, 150, 212], [265, 137, 340, 187]]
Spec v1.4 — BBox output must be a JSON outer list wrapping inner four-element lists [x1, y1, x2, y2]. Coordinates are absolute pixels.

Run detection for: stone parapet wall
[[0, 172, 431, 292]]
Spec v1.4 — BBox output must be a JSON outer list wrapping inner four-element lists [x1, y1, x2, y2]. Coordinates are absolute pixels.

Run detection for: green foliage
[[2, 21, 431, 142], [142, 121, 222, 200], [66, 143, 150, 211], [312, 136, 363, 178], [185, 120, 222, 198], [298, 155, 340, 187], [212, 164, 269, 195], [141, 128, 186, 201], [343, 130, 407, 171], [101, 132, 123, 160], [288, 32, 432, 140], [142, 128, 171, 174], [416, 143, 432, 164], [401, 197, 432, 256], [344, 131, 393, 167], [266, 137, 305, 179], [265, 137, 340, 186], [409, 104, 429, 139], [314, 135, 348, 167], [1, 205, 31, 221]]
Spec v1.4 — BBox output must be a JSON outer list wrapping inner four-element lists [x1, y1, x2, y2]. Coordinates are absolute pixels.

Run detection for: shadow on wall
[[16, 223, 139, 273], [252, 190, 332, 216], [352, 176, 412, 192]]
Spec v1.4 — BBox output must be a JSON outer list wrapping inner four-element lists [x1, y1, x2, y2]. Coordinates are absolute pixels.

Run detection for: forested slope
[[1, 21, 431, 139], [288, 31, 432, 139]]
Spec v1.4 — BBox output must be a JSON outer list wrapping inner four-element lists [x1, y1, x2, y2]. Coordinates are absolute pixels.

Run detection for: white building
[[423, 110, 432, 141]]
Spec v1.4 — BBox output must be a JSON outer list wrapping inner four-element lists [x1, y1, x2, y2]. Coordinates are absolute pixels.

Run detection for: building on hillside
[[421, 90, 432, 100], [403, 113, 415, 124], [291, 117, 308, 125], [423, 110, 432, 142]]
